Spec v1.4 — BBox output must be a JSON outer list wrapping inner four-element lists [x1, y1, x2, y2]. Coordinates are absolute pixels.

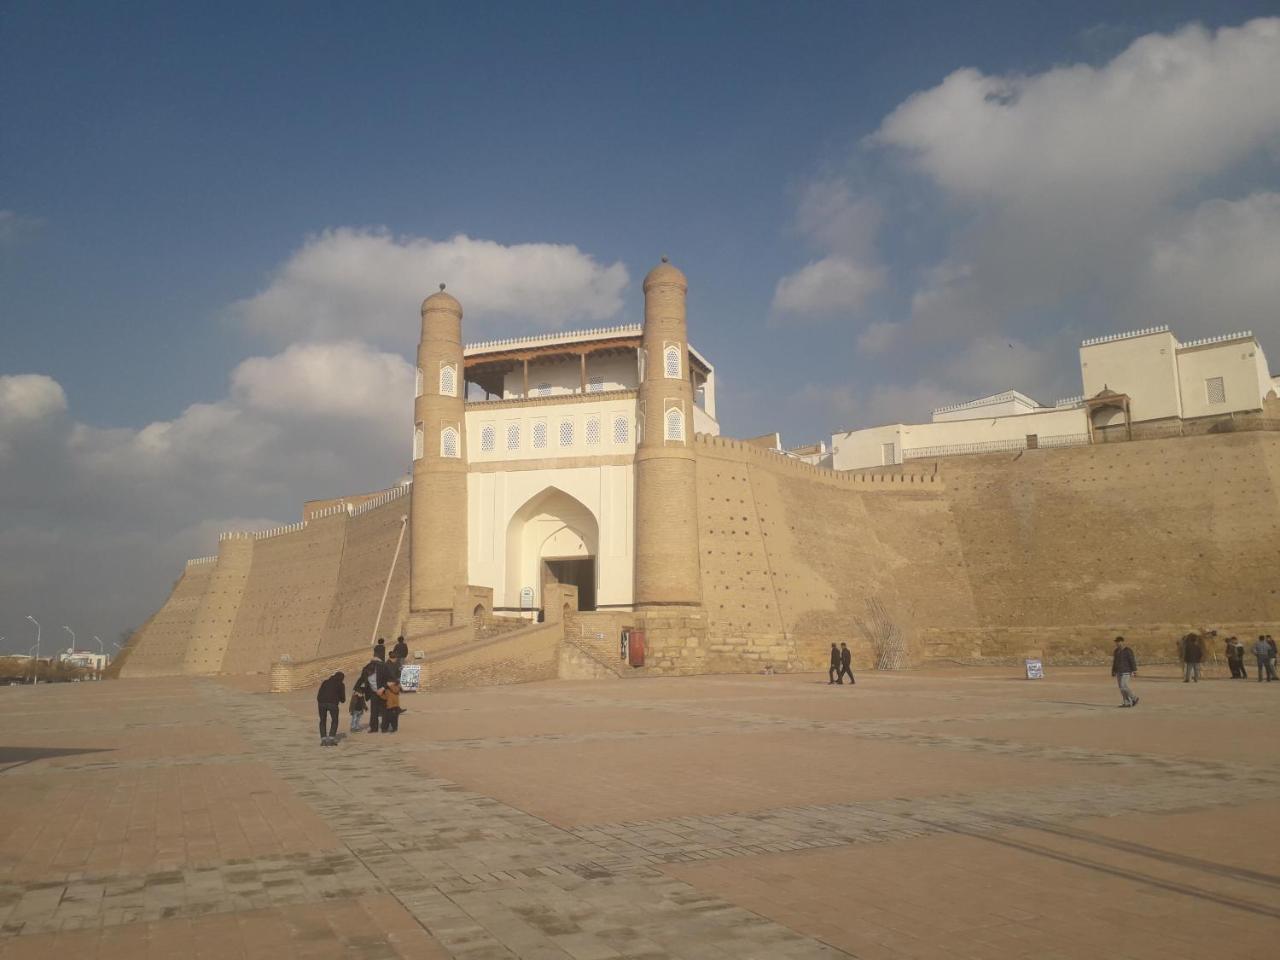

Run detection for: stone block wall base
[[404, 609, 454, 639], [635, 607, 710, 675]]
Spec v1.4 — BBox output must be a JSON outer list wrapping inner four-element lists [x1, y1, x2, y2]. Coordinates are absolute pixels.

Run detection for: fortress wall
[[219, 513, 349, 674], [183, 536, 254, 674], [928, 430, 1280, 663], [680, 435, 977, 673], [117, 559, 215, 677], [315, 498, 411, 658]]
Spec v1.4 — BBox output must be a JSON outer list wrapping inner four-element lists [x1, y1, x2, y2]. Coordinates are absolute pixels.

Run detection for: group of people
[[827, 642, 856, 685], [1111, 631, 1279, 707], [1219, 634, 1277, 682], [315, 635, 411, 744]]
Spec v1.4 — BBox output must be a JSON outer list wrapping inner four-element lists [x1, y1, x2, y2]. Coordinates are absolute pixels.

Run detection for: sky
[[3, 1, 1280, 653]]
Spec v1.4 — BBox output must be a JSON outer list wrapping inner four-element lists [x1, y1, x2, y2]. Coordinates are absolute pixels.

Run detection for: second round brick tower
[[634, 258, 704, 620], [410, 285, 469, 627]]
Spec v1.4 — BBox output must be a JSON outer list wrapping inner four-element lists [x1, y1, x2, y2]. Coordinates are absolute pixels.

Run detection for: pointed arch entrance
[[504, 487, 600, 613]]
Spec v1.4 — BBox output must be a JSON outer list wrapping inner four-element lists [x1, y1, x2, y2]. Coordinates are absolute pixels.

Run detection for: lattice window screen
[[613, 416, 629, 444], [440, 426, 459, 458], [559, 419, 574, 447], [664, 345, 681, 379], [506, 423, 521, 450], [480, 424, 495, 452], [415, 367, 423, 398], [439, 364, 457, 397], [1206, 376, 1226, 404], [586, 416, 601, 445], [665, 406, 685, 442], [532, 421, 547, 448], [587, 376, 604, 394], [413, 423, 424, 460]]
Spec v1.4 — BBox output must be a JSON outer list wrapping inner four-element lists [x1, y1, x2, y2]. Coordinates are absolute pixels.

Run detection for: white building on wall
[[832, 326, 1275, 471], [457, 324, 717, 615]]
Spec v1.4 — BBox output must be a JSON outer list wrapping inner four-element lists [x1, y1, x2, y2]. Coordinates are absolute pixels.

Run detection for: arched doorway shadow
[[505, 487, 600, 613]]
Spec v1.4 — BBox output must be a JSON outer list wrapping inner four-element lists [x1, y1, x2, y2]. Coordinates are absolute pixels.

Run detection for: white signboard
[[1024, 658, 1044, 680], [399, 664, 421, 693]]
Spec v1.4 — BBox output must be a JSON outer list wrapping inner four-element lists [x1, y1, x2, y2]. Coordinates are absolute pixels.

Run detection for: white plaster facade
[[454, 325, 717, 615], [832, 327, 1274, 471]]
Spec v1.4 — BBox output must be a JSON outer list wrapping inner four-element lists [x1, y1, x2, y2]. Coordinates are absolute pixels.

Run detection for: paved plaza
[[1, 665, 1277, 959]]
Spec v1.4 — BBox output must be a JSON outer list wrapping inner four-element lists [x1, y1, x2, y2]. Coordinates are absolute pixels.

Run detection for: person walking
[[1183, 633, 1203, 683], [828, 644, 840, 685], [1251, 636, 1273, 682], [372, 637, 387, 661], [379, 678, 403, 733], [1111, 636, 1139, 707], [836, 642, 856, 685], [316, 671, 346, 745], [1267, 635, 1278, 681], [391, 636, 409, 663]]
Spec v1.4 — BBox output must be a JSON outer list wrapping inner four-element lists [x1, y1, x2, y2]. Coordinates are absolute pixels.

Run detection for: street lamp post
[[62, 625, 75, 656], [92, 636, 104, 677], [25, 616, 40, 685]]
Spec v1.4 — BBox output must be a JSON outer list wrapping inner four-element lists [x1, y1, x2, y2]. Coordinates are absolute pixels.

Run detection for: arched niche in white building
[[504, 486, 600, 613]]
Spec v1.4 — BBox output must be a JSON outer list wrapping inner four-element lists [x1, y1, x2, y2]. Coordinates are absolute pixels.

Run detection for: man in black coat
[[354, 657, 391, 733], [836, 642, 855, 685], [391, 636, 409, 663], [828, 644, 840, 684], [372, 638, 386, 661], [316, 671, 346, 744], [1111, 636, 1139, 707]]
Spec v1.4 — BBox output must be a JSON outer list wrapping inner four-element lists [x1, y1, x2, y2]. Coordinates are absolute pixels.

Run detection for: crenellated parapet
[[692, 433, 945, 491]]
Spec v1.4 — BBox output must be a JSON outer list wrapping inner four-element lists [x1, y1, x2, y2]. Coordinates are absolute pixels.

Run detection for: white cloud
[[772, 181, 885, 317], [772, 256, 885, 314], [856, 321, 903, 355], [0, 374, 67, 425], [230, 339, 414, 420], [1133, 192, 1280, 339], [232, 229, 630, 346], [874, 19, 1280, 210]]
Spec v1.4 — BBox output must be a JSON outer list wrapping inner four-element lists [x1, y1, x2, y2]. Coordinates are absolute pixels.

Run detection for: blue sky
[[3, 1, 1279, 651]]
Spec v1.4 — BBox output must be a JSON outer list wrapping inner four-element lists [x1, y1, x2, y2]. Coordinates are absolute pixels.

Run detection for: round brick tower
[[410, 285, 468, 621], [634, 258, 703, 609]]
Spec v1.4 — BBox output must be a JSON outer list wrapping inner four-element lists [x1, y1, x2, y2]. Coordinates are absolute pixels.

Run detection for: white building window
[[413, 422, 424, 461], [559, 419, 574, 447], [532, 420, 547, 449], [1206, 376, 1226, 405], [587, 375, 604, 394], [613, 415, 629, 445], [536, 382, 552, 397], [586, 415, 601, 445], [440, 425, 459, 458], [506, 422, 521, 450], [664, 344, 681, 379], [480, 423, 495, 452], [439, 363, 457, 397], [881, 442, 896, 466], [415, 367, 423, 398], [665, 405, 685, 442]]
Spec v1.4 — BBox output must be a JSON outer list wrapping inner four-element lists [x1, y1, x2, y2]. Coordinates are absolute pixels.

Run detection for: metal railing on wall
[[902, 433, 1090, 461]]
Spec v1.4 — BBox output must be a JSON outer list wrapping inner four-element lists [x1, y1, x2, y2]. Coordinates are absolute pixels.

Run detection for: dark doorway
[[543, 557, 597, 611]]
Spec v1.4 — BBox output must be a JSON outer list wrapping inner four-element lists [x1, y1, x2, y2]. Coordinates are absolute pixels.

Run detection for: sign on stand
[[399, 663, 421, 693], [1024, 658, 1044, 680]]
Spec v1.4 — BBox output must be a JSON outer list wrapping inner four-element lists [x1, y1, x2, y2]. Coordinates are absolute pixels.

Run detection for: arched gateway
[[504, 487, 600, 613]]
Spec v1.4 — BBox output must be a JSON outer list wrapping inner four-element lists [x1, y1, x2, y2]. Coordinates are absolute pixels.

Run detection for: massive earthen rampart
[[121, 432, 1280, 679]]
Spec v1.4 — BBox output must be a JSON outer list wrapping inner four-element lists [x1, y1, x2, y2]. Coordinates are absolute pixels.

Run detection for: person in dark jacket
[[391, 636, 409, 663], [1111, 636, 1139, 707], [836, 642, 855, 685], [1253, 636, 1275, 682], [354, 657, 392, 732], [316, 671, 346, 744], [372, 638, 386, 661], [1225, 637, 1246, 679], [828, 644, 840, 684], [1182, 633, 1203, 683]]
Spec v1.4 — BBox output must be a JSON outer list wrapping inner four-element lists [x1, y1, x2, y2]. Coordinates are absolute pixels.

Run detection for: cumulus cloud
[[0, 374, 67, 425], [773, 257, 885, 314], [0, 210, 43, 247], [772, 181, 885, 317], [0, 338, 416, 652], [230, 339, 414, 420], [1133, 192, 1280, 337], [232, 228, 630, 347]]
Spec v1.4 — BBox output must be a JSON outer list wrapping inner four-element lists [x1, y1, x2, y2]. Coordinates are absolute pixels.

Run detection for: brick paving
[[0, 666, 1277, 958]]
